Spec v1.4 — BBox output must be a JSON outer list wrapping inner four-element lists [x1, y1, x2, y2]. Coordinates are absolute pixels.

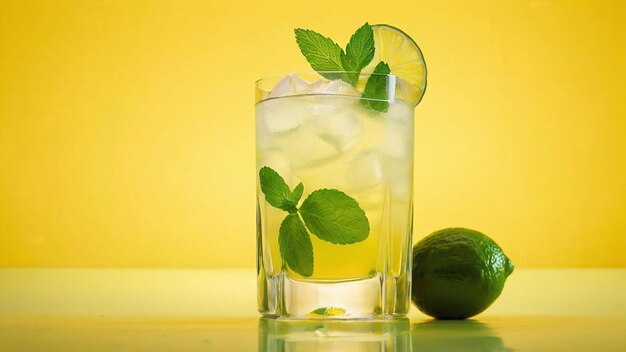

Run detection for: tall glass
[[256, 72, 420, 319]]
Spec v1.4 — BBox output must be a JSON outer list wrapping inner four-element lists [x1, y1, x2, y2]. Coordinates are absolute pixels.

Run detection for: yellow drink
[[256, 73, 415, 318]]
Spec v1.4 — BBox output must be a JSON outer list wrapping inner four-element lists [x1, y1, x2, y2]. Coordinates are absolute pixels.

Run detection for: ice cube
[[255, 120, 274, 152], [268, 74, 310, 98], [258, 150, 292, 181], [382, 102, 414, 158], [290, 125, 339, 169], [387, 101, 414, 123], [305, 80, 361, 116], [387, 159, 412, 200], [317, 110, 362, 152], [257, 99, 302, 134], [305, 79, 360, 96], [348, 151, 383, 190], [353, 183, 385, 210], [384, 123, 411, 158]]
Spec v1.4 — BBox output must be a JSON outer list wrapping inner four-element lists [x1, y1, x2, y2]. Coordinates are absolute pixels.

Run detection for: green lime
[[363, 24, 427, 105], [411, 228, 514, 319]]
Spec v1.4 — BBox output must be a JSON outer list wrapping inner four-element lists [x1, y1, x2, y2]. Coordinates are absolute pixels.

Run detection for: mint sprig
[[259, 167, 303, 213], [361, 61, 391, 112], [294, 29, 344, 80], [259, 166, 370, 277], [279, 214, 314, 277], [300, 189, 369, 244], [294, 23, 391, 112], [341, 23, 375, 86]]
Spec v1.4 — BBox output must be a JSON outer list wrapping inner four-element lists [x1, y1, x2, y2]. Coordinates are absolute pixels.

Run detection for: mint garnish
[[311, 306, 346, 316], [294, 23, 391, 112], [341, 23, 375, 86], [259, 166, 370, 277], [300, 189, 369, 244], [360, 61, 391, 112], [290, 182, 304, 206], [279, 214, 314, 277], [259, 166, 303, 214], [294, 29, 344, 80]]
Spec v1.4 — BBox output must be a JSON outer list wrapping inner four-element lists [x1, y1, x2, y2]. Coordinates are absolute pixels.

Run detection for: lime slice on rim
[[364, 24, 427, 105]]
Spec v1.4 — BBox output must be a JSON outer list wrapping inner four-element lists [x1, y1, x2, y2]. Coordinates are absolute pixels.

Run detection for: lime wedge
[[364, 24, 427, 105]]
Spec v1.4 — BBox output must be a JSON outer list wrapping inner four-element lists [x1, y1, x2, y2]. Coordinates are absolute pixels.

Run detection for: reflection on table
[[411, 320, 509, 351], [258, 318, 411, 352], [257, 317, 510, 352], [1, 269, 625, 351]]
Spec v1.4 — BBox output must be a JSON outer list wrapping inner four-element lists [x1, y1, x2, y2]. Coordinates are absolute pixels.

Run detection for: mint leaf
[[361, 61, 392, 112], [300, 189, 370, 244], [294, 28, 344, 80], [279, 214, 314, 277], [311, 307, 328, 315], [259, 167, 298, 213], [310, 306, 346, 316], [291, 182, 304, 204], [258, 167, 370, 277], [341, 23, 375, 86]]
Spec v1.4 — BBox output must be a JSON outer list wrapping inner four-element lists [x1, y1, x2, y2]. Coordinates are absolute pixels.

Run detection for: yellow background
[[1, 0, 625, 268]]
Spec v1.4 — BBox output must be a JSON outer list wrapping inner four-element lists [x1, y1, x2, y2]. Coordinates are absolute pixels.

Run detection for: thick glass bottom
[[258, 271, 410, 319]]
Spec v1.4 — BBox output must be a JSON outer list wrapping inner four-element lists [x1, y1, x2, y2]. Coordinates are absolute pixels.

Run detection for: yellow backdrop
[[1, 0, 625, 268]]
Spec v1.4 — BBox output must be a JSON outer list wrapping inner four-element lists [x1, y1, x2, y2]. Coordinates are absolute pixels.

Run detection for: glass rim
[[255, 71, 408, 85], [255, 71, 423, 106]]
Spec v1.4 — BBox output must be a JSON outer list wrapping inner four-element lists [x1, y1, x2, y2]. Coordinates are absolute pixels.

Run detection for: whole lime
[[411, 228, 514, 319]]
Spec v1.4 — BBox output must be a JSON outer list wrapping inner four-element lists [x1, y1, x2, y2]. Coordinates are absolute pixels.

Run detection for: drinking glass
[[256, 72, 420, 319]]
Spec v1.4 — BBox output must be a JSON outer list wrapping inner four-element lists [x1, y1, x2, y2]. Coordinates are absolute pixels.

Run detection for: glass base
[[258, 316, 411, 352], [258, 271, 410, 319]]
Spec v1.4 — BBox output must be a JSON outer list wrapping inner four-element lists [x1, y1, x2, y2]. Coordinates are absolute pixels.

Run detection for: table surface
[[1, 268, 625, 351]]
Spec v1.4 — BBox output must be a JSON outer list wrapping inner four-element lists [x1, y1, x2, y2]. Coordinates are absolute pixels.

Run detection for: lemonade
[[257, 76, 414, 317], [256, 23, 426, 319]]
